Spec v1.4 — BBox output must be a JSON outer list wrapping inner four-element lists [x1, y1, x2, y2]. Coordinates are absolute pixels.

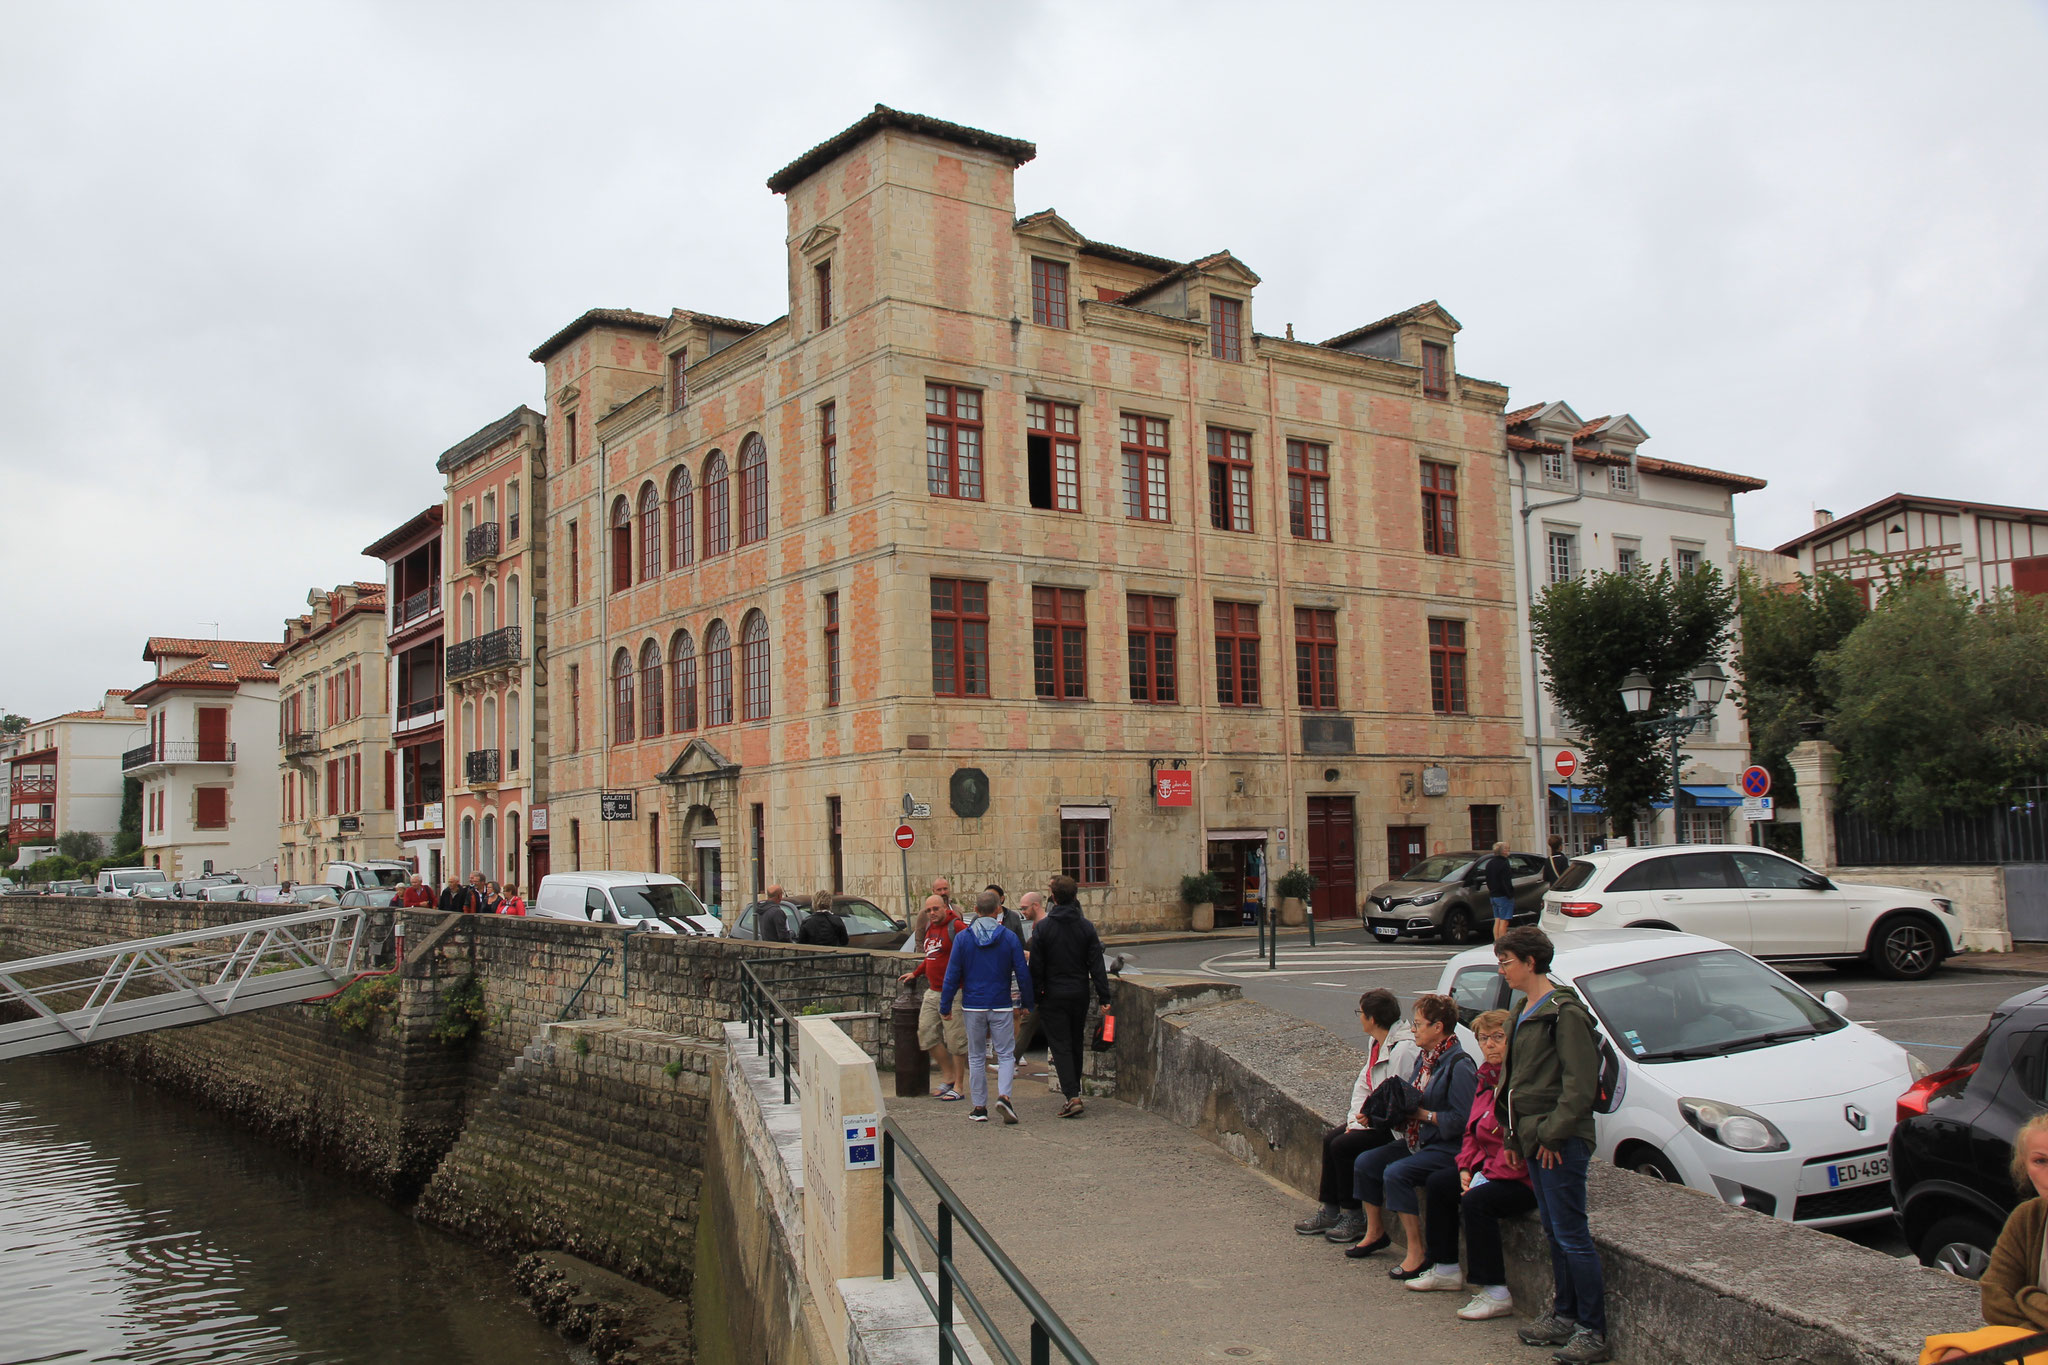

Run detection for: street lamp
[[1618, 661, 1729, 845]]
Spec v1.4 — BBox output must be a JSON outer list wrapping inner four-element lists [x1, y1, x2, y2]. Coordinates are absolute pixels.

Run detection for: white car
[[1437, 929, 1923, 1228], [1541, 844, 1961, 980], [533, 871, 723, 937]]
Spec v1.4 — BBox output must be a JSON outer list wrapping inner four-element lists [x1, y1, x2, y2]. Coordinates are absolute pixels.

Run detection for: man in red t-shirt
[[901, 892, 967, 1099], [397, 875, 435, 908]]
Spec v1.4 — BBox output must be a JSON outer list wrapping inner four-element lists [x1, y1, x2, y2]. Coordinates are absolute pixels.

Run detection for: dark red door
[[1387, 825, 1429, 881], [196, 707, 228, 762], [1306, 796, 1356, 920]]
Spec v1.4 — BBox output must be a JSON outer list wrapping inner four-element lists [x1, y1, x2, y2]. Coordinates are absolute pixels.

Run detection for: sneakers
[[1294, 1204, 1341, 1235], [1322, 1211, 1366, 1243], [1518, 1314, 1577, 1348], [995, 1095, 1018, 1125], [1551, 1328, 1611, 1363], [1404, 1267, 1465, 1293], [1456, 1291, 1515, 1321], [969, 1107, 990, 1122]]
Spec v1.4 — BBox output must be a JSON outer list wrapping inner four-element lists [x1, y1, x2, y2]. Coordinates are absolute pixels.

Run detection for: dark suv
[[1890, 983, 2048, 1277]]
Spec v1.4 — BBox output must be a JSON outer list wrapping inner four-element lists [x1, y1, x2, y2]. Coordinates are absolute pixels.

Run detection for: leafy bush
[[431, 975, 486, 1046], [1276, 868, 1316, 901], [57, 831, 105, 863], [328, 975, 399, 1033], [1179, 871, 1223, 906]]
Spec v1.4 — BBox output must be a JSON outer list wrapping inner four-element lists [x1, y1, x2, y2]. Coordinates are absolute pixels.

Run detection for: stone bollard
[[799, 1016, 885, 1365], [892, 975, 928, 1097]]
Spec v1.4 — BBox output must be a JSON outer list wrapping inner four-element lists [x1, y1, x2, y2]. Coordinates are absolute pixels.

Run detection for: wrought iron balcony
[[397, 583, 441, 627], [284, 732, 322, 758], [447, 625, 522, 681], [122, 741, 235, 770], [464, 522, 501, 564], [121, 744, 152, 771], [464, 748, 501, 785]]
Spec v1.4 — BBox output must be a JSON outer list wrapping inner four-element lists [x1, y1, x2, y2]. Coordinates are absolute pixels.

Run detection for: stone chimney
[[1814, 508, 1834, 528]]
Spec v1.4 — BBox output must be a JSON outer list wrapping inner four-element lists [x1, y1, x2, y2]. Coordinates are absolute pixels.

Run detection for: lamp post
[[1619, 662, 1729, 844]]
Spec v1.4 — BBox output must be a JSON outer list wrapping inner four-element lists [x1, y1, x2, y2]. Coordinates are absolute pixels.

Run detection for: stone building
[[276, 583, 397, 881], [532, 106, 1526, 930], [365, 506, 448, 882], [439, 408, 550, 892], [130, 637, 282, 880]]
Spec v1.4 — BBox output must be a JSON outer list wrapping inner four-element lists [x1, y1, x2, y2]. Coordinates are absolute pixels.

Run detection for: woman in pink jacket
[[1403, 1009, 1537, 1322]]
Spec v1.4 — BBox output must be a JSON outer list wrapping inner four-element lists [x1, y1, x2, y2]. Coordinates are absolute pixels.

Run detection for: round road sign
[[894, 824, 916, 850], [1740, 766, 1772, 799], [1554, 750, 1579, 780]]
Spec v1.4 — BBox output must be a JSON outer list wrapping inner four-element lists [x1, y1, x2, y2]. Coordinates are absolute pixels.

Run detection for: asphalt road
[[1118, 925, 2046, 1259]]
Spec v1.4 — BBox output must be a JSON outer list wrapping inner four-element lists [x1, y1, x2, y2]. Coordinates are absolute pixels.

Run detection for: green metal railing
[[736, 953, 877, 1104], [882, 1118, 1094, 1365]]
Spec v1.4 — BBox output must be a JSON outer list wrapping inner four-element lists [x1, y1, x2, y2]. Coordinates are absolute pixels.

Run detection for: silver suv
[[1363, 850, 1549, 944]]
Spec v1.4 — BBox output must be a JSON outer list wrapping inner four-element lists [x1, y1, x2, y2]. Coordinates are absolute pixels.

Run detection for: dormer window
[[1209, 297, 1243, 362], [1422, 342, 1449, 398], [1031, 258, 1069, 329], [1609, 463, 1636, 494], [1542, 447, 1569, 482]]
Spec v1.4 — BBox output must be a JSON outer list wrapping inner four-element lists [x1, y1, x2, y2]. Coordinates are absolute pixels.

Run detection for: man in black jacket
[[1482, 842, 1516, 942], [1031, 875, 1115, 1118], [437, 876, 470, 914], [752, 883, 793, 942]]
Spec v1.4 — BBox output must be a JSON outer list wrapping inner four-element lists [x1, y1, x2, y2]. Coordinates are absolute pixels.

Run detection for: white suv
[[1542, 844, 1961, 980]]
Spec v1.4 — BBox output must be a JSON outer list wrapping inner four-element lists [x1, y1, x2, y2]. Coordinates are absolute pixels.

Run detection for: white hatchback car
[[1541, 844, 1961, 980], [1438, 929, 1922, 1228]]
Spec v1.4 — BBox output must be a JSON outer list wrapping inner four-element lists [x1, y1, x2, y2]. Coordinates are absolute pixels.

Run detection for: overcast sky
[[4, 0, 2044, 722]]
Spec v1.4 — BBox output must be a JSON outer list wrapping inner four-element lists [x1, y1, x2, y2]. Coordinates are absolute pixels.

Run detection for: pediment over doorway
[[659, 737, 740, 782]]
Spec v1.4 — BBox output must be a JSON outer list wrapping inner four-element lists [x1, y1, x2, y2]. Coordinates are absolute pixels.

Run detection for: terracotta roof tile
[[1572, 417, 1613, 440], [1503, 403, 1546, 426], [1634, 456, 1767, 492]]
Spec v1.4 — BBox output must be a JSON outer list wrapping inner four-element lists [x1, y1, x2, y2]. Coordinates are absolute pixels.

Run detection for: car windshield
[[110, 870, 166, 889], [291, 886, 341, 904], [611, 883, 699, 920], [1551, 860, 1600, 892], [369, 868, 408, 888], [1401, 854, 1476, 884], [835, 899, 895, 933], [349, 888, 399, 906], [1574, 949, 1845, 1062], [137, 883, 178, 898]]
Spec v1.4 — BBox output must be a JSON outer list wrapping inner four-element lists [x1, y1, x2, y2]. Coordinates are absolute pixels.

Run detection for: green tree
[[0, 714, 27, 734], [1532, 563, 1738, 835], [115, 777, 143, 859], [1821, 577, 2048, 826], [1730, 569, 1867, 802], [56, 830, 105, 863]]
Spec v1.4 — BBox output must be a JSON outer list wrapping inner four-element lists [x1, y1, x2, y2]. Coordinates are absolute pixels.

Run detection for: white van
[[533, 872, 722, 936], [323, 861, 412, 893], [96, 867, 169, 896]]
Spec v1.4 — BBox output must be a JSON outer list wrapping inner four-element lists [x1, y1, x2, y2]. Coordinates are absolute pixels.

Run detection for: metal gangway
[[0, 907, 370, 1061]]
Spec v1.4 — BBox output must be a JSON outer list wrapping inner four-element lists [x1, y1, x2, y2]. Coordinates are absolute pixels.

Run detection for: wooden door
[[1306, 796, 1356, 920], [1387, 825, 1429, 880], [196, 707, 229, 762]]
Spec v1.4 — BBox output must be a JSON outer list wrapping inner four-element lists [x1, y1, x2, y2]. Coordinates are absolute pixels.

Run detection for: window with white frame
[[1615, 541, 1641, 575], [1546, 531, 1579, 585], [1676, 545, 1702, 577], [1609, 463, 1636, 494], [1542, 448, 1569, 481]]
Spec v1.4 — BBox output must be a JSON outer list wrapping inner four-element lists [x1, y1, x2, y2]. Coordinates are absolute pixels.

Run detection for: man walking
[[1016, 890, 1045, 948], [752, 883, 792, 942], [898, 893, 968, 1100], [1030, 875, 1114, 1118], [1483, 841, 1517, 942], [940, 890, 1033, 1124], [1495, 926, 1609, 1363]]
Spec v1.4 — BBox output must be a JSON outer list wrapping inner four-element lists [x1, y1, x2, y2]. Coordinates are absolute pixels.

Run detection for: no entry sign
[[1554, 750, 1579, 780], [894, 824, 916, 850], [1740, 766, 1772, 799]]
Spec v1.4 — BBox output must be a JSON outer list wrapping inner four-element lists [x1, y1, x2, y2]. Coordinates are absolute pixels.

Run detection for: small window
[[1470, 805, 1500, 849], [930, 579, 990, 697], [1615, 543, 1640, 575], [1421, 462, 1458, 556], [670, 348, 688, 411], [815, 260, 833, 329], [1207, 427, 1253, 532], [610, 497, 633, 593], [1126, 595, 1178, 704], [1293, 608, 1338, 711], [564, 411, 579, 465], [1209, 297, 1243, 362], [1422, 341, 1449, 398], [823, 592, 841, 709], [1121, 415, 1171, 522], [1677, 546, 1702, 577], [925, 384, 984, 501], [1287, 441, 1330, 541], [1547, 532, 1578, 585], [1060, 817, 1109, 886], [1542, 447, 1568, 482], [1609, 463, 1635, 494], [1214, 602, 1261, 707], [819, 403, 838, 514], [1428, 619, 1467, 715], [568, 521, 580, 605], [1032, 587, 1088, 700], [1027, 399, 1081, 513], [1031, 258, 1069, 329]]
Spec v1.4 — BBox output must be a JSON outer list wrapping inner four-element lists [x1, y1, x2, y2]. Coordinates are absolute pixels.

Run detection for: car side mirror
[[1821, 990, 1849, 1015], [1798, 873, 1834, 891]]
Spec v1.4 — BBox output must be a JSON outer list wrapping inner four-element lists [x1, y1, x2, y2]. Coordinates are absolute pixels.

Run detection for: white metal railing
[[0, 908, 370, 1061]]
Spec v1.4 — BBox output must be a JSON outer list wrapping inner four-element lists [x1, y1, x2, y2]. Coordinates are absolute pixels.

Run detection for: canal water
[[0, 1056, 583, 1364]]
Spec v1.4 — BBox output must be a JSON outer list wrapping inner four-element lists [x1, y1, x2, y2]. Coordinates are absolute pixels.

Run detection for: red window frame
[[820, 402, 838, 514], [1422, 341, 1449, 398], [667, 467, 694, 568], [1126, 595, 1178, 704], [1029, 399, 1081, 514], [1429, 618, 1468, 715], [669, 347, 688, 411], [639, 639, 665, 738], [1287, 440, 1330, 541], [815, 260, 833, 329], [925, 384, 983, 501], [740, 613, 770, 722], [670, 632, 697, 731], [637, 482, 660, 582], [823, 592, 841, 708], [1421, 461, 1459, 556], [705, 620, 733, 726], [1121, 414, 1171, 522], [1214, 602, 1261, 707], [929, 578, 990, 698], [701, 452, 730, 557], [610, 497, 632, 592], [1060, 818, 1108, 886], [1293, 607, 1338, 711], [1031, 258, 1069, 329], [1032, 586, 1087, 700], [1207, 427, 1254, 532], [1209, 296, 1243, 362], [611, 648, 635, 744], [738, 436, 767, 546]]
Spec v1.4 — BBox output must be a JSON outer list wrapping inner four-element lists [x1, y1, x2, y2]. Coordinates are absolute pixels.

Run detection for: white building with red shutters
[[8, 691, 146, 852], [1772, 492, 2048, 603], [127, 637, 283, 880]]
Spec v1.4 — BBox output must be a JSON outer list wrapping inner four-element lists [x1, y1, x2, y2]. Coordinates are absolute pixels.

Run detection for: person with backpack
[[1496, 926, 1610, 1364], [1541, 834, 1573, 885], [796, 890, 849, 946], [1482, 842, 1517, 942], [1031, 875, 1114, 1118], [940, 890, 1034, 1124]]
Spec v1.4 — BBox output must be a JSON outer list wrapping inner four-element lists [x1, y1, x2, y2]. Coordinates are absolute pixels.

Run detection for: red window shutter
[[353, 753, 362, 812], [196, 788, 226, 830], [384, 751, 393, 809]]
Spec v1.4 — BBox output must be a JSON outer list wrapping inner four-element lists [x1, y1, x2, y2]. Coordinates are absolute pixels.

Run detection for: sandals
[[934, 1084, 963, 1101]]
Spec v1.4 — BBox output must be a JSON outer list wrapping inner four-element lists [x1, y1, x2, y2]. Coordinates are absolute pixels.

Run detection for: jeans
[[1354, 1140, 1455, 1216], [1527, 1138, 1605, 1334], [1039, 989, 1090, 1100], [1317, 1125, 1392, 1208], [1490, 894, 1515, 922], [962, 1008, 1016, 1109], [1422, 1166, 1537, 1283]]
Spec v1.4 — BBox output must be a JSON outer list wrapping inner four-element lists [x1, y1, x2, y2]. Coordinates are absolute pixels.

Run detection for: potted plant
[[1276, 867, 1315, 927], [1180, 871, 1224, 932]]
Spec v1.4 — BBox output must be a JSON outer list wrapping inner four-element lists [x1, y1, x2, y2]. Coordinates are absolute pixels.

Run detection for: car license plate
[[1373, 926, 1400, 939], [1827, 1155, 1889, 1188]]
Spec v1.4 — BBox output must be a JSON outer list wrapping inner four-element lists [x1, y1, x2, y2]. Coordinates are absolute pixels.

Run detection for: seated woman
[[1924, 1111, 2048, 1364], [1347, 993, 1477, 1279], [1404, 1009, 1537, 1319], [1295, 988, 1418, 1243]]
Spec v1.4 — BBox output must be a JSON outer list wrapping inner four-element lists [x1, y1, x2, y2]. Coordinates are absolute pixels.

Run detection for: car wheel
[[1871, 914, 1942, 980], [1919, 1213, 2000, 1279], [1441, 906, 1475, 945], [1623, 1146, 1683, 1183]]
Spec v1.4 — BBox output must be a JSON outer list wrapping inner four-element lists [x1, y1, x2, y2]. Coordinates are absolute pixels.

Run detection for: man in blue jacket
[[940, 889, 1034, 1124]]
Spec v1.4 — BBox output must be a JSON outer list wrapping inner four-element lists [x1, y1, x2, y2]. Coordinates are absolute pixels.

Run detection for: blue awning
[[1548, 785, 1672, 813], [1680, 784, 1745, 808]]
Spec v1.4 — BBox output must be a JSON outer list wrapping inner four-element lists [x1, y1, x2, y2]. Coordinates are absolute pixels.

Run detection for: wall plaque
[[1301, 716, 1355, 755]]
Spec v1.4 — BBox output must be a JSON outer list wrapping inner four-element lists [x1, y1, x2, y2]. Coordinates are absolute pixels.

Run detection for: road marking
[[1198, 946, 1459, 979]]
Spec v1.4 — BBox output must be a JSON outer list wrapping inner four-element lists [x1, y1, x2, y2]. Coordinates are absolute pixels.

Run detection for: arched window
[[702, 452, 729, 557], [507, 691, 522, 772], [481, 813, 497, 883], [460, 815, 475, 881], [667, 467, 694, 569], [482, 582, 497, 633], [639, 639, 665, 738], [483, 490, 496, 526], [740, 610, 771, 720], [507, 810, 521, 880], [610, 496, 633, 592], [507, 480, 521, 539], [637, 481, 660, 582], [506, 574, 520, 631], [462, 698, 476, 751], [612, 647, 635, 744], [738, 434, 767, 546], [670, 630, 697, 731], [461, 593, 475, 641], [705, 619, 733, 726]]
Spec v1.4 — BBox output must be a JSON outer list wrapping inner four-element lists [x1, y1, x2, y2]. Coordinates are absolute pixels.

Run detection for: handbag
[[1361, 1075, 1415, 1128]]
